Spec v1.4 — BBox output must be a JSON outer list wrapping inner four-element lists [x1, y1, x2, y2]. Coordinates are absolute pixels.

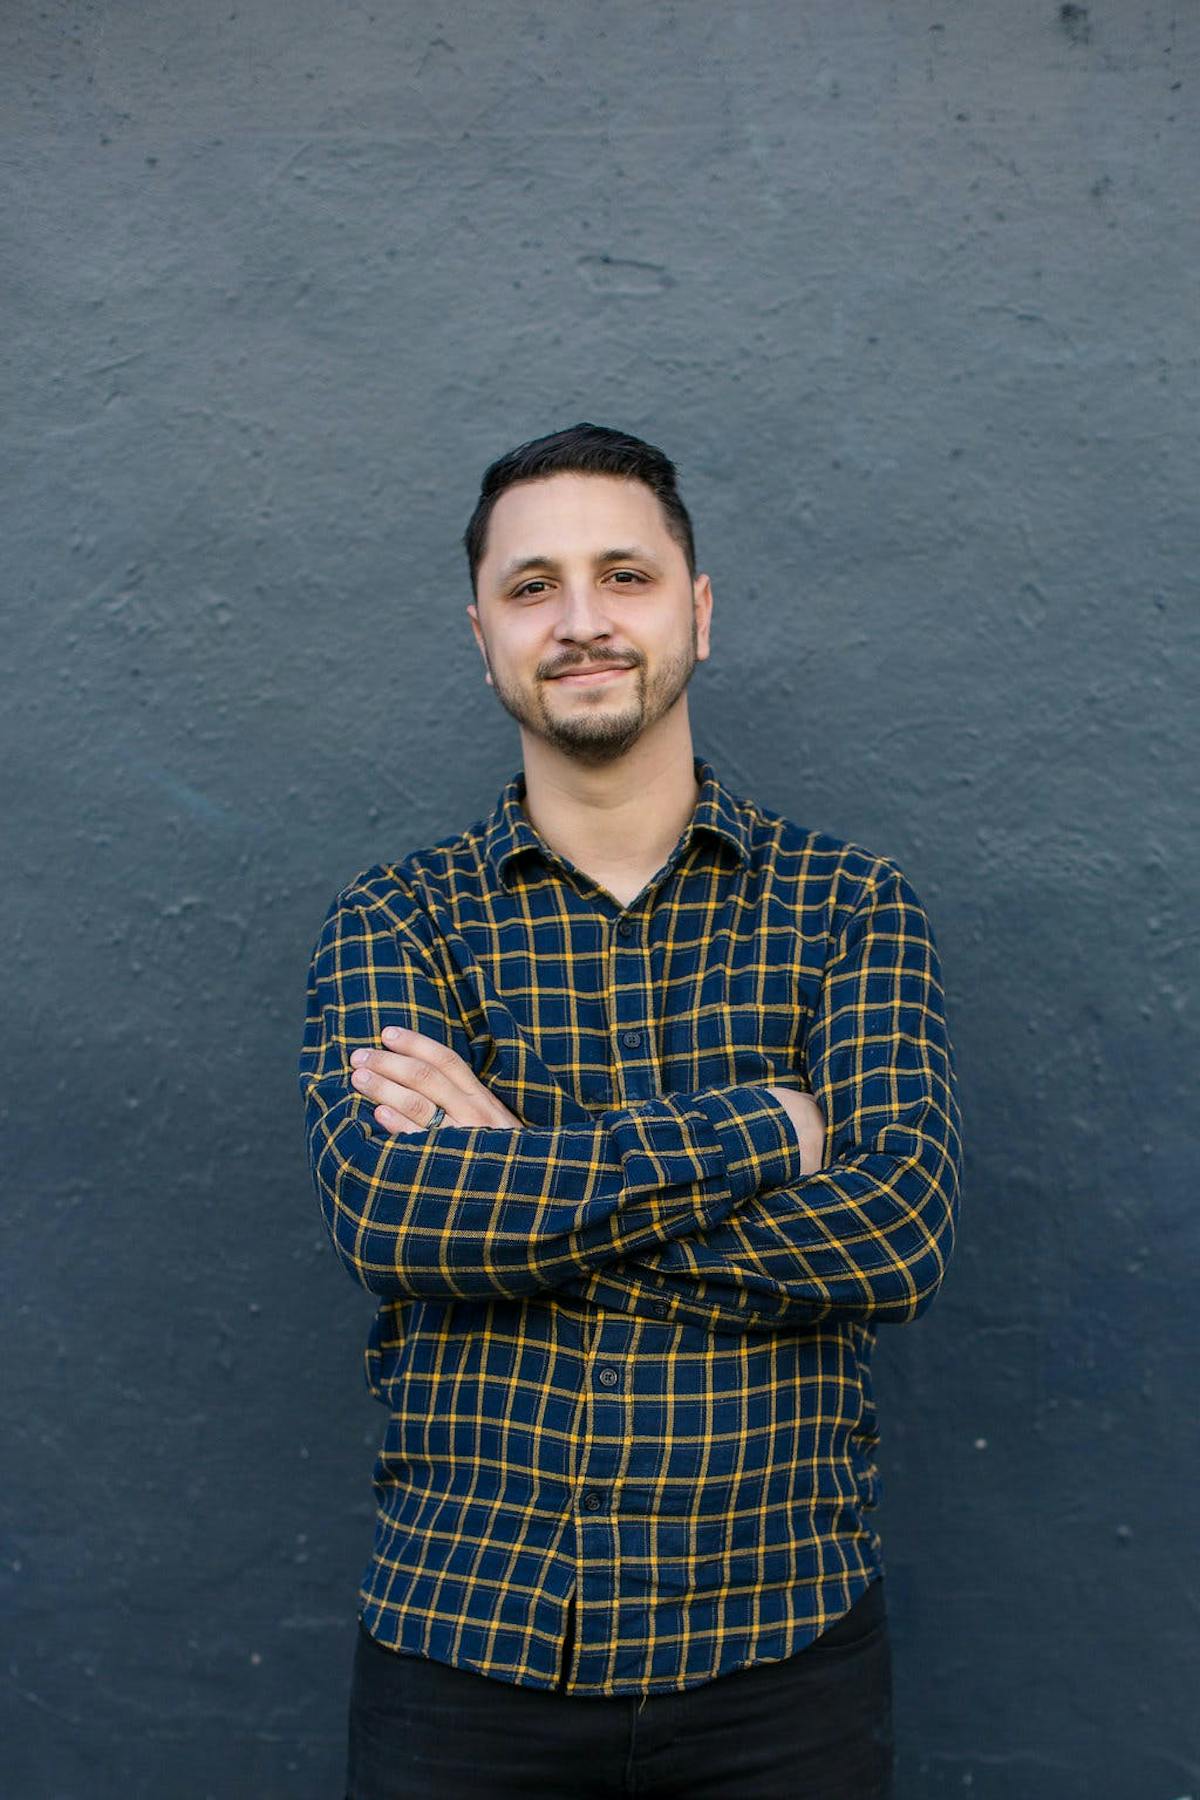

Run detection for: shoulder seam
[[336, 873, 437, 949]]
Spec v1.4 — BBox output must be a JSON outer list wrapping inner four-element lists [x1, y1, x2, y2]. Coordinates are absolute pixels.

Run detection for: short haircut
[[463, 421, 697, 596]]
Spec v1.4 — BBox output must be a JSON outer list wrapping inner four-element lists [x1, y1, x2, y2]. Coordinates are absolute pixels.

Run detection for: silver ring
[[427, 1103, 446, 1129]]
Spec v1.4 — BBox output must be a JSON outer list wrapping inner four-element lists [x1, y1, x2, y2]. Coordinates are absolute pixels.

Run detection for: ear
[[692, 573, 714, 662], [466, 604, 493, 685]]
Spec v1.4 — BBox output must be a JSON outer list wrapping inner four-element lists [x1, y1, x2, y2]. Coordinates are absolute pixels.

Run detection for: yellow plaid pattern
[[299, 755, 962, 1694]]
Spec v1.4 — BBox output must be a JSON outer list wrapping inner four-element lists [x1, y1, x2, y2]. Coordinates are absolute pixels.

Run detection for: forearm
[[300, 861, 961, 1321], [550, 1128, 957, 1331], [301, 890, 802, 1302], [552, 1256, 804, 1335], [615, 1119, 959, 1326], [303, 1077, 799, 1300], [551, 1096, 825, 1335], [553, 864, 964, 1331]]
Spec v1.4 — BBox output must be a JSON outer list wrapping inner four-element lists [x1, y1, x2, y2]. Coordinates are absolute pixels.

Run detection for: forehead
[[481, 472, 677, 570]]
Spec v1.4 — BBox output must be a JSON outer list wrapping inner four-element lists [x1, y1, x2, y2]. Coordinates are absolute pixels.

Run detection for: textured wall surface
[[3, 3, 1197, 1795]]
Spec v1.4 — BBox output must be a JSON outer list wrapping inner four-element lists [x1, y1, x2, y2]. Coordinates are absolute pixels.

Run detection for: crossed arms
[[298, 863, 963, 1333]]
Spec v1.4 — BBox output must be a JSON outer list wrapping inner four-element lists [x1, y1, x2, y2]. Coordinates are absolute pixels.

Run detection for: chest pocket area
[[660, 927, 812, 1089]]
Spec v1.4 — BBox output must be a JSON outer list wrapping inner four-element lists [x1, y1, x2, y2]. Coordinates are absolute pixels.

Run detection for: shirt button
[[597, 1367, 619, 1388], [617, 918, 634, 937], [651, 1301, 670, 1320], [621, 1030, 642, 1048], [582, 1491, 604, 1512]]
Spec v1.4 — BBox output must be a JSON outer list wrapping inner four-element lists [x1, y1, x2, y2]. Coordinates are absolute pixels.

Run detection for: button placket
[[610, 911, 655, 1102], [571, 1319, 631, 1677]]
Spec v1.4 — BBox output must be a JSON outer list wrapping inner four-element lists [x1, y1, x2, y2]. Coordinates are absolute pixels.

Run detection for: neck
[[517, 716, 701, 880]]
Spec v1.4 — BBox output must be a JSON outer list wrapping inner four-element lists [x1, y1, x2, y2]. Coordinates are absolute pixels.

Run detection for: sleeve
[[552, 863, 963, 1331], [298, 888, 802, 1301]]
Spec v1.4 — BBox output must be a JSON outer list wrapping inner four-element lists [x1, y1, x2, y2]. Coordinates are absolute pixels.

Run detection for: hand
[[349, 1027, 523, 1134], [764, 1086, 828, 1176]]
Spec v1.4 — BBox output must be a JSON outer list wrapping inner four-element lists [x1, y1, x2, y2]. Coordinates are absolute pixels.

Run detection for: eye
[[512, 579, 551, 598], [608, 570, 647, 585]]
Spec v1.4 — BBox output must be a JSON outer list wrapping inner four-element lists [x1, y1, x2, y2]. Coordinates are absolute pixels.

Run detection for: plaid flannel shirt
[[299, 754, 962, 1694]]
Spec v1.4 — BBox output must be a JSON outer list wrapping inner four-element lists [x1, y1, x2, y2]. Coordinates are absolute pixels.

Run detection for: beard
[[484, 623, 698, 768]]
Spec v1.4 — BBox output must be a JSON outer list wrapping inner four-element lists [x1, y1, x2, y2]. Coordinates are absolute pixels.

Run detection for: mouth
[[548, 664, 634, 685]]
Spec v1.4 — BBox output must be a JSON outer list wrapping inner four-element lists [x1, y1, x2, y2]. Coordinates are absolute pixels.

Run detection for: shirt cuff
[[689, 1084, 805, 1205]]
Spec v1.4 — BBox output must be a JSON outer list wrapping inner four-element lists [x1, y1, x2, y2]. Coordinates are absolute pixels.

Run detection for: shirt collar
[[485, 754, 751, 891]]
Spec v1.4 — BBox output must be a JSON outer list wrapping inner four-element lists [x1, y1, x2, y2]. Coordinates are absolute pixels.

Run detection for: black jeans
[[346, 1579, 893, 1798]]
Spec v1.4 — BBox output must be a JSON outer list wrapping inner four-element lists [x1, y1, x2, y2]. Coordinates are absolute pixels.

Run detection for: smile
[[550, 666, 633, 685]]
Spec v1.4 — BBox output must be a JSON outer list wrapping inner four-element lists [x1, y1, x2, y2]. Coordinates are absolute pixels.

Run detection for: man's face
[[467, 472, 713, 767]]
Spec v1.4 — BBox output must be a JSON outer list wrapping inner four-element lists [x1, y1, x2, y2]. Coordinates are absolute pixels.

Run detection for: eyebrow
[[495, 545, 664, 587]]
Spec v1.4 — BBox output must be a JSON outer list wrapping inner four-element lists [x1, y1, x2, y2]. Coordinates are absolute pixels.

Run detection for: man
[[299, 422, 963, 1798]]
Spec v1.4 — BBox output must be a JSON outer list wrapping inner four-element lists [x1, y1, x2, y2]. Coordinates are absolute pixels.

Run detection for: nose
[[552, 579, 615, 647]]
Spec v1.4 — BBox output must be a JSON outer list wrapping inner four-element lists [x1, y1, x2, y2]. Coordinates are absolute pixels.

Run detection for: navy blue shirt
[[299, 755, 962, 1694]]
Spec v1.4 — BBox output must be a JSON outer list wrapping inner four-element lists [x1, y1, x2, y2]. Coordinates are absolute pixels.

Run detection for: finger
[[374, 1104, 410, 1133], [374, 1101, 442, 1135], [377, 1028, 492, 1106], [350, 1043, 512, 1129], [350, 1066, 435, 1120], [379, 1025, 466, 1071], [370, 1044, 492, 1123], [350, 1046, 447, 1101], [354, 1040, 474, 1105]]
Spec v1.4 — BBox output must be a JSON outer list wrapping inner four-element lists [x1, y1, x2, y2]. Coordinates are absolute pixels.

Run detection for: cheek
[[648, 623, 694, 671], [498, 624, 546, 670]]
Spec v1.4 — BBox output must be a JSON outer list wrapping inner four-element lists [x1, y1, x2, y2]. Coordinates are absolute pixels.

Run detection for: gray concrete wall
[[3, 3, 1196, 1794]]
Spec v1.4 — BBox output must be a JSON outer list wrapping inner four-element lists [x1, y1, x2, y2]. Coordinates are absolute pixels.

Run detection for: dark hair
[[462, 421, 696, 596]]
